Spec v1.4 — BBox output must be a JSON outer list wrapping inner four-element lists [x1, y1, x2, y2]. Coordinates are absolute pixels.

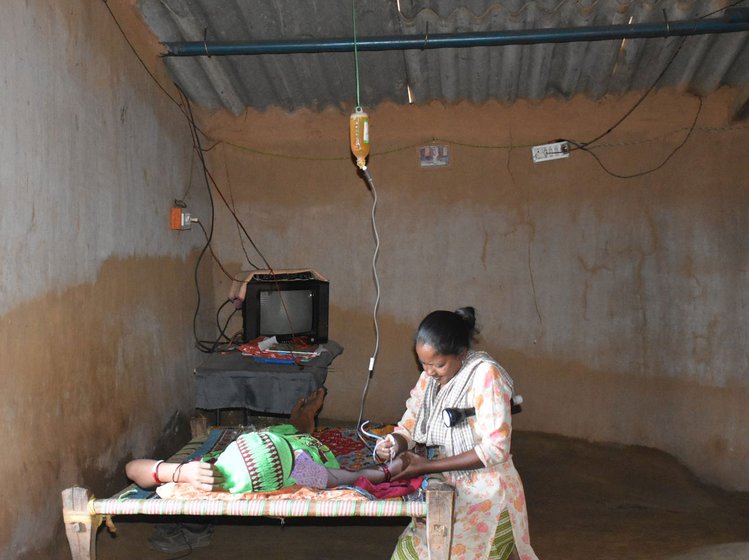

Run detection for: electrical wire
[[574, 36, 686, 151], [222, 149, 261, 270], [177, 90, 307, 354], [103, 3, 283, 351], [570, 95, 703, 179], [196, 220, 239, 281], [180, 95, 313, 358], [212, 300, 241, 352], [177, 89, 271, 270], [556, 34, 691, 179], [354, 167, 382, 447], [183, 96, 218, 353], [561, 1, 745, 176]]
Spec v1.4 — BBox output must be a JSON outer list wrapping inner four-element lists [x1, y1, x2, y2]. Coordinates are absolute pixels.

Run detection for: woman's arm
[[472, 361, 514, 466], [375, 372, 431, 461], [391, 360, 514, 479], [125, 459, 224, 491], [391, 448, 484, 481]]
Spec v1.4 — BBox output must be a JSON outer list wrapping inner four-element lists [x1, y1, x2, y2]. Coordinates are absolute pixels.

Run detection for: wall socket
[[532, 141, 570, 163], [170, 207, 192, 230]]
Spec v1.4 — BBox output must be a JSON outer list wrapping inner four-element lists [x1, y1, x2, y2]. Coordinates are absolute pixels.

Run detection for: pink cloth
[[290, 451, 329, 489], [352, 476, 423, 499]]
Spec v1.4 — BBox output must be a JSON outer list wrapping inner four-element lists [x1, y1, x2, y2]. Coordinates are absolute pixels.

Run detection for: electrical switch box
[[170, 207, 192, 230], [532, 141, 570, 163]]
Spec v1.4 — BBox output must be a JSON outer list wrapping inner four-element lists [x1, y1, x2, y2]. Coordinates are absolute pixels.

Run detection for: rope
[[62, 496, 116, 534], [352, 0, 361, 108]]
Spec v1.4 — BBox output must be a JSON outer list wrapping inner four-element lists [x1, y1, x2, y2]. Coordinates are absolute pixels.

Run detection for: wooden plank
[[61, 487, 97, 560], [425, 477, 455, 560]]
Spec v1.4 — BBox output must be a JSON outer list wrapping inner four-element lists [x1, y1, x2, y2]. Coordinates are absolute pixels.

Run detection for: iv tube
[[349, 106, 370, 169]]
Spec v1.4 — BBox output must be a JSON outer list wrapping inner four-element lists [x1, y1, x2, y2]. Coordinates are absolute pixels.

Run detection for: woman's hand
[[176, 461, 225, 491], [390, 451, 430, 482], [374, 433, 406, 462]]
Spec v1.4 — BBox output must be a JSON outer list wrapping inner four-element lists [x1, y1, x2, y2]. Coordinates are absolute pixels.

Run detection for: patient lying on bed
[[126, 388, 403, 493]]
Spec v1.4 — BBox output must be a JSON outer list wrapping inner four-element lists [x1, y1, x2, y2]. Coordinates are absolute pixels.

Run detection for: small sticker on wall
[[419, 144, 449, 167]]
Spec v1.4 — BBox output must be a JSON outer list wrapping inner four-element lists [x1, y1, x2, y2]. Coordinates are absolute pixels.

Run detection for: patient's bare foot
[[290, 387, 326, 433]]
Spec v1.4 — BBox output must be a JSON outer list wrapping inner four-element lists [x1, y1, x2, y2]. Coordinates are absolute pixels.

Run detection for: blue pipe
[[162, 9, 749, 57]]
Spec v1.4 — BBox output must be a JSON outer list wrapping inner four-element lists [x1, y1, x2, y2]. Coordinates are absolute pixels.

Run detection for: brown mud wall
[[200, 90, 748, 492]]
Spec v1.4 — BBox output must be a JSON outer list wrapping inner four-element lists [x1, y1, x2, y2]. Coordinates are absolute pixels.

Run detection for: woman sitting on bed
[[126, 388, 403, 493]]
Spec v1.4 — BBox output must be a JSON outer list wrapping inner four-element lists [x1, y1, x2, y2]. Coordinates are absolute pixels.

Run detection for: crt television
[[234, 269, 329, 344]]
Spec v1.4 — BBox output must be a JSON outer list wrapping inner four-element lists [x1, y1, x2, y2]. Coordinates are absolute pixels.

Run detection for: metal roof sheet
[[138, 0, 749, 114]]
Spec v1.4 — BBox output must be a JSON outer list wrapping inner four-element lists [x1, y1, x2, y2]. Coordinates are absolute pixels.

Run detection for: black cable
[[222, 154, 260, 270], [569, 0, 746, 150], [571, 95, 703, 179], [566, 1, 744, 154], [195, 220, 236, 281], [210, 300, 239, 353], [575, 37, 686, 150], [698, 0, 748, 19], [182, 95, 219, 353]]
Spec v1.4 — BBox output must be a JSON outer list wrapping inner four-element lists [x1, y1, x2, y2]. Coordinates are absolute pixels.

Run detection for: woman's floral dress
[[391, 356, 538, 560]]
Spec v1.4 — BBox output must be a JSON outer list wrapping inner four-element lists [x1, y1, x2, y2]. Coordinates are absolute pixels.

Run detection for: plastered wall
[[1, 1, 211, 558], [199, 90, 748, 491]]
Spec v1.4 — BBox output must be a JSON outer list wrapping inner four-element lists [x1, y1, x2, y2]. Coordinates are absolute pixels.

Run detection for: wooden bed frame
[[61, 423, 455, 560]]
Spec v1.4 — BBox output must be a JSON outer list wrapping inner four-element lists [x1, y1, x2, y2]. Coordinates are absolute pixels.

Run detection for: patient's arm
[[125, 459, 224, 491], [324, 456, 404, 487]]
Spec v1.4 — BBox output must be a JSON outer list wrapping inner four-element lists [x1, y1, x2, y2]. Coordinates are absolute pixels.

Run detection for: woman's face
[[415, 343, 464, 386]]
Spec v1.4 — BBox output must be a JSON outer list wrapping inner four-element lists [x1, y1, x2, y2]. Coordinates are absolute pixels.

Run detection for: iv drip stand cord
[[356, 167, 381, 449], [364, 167, 381, 371]]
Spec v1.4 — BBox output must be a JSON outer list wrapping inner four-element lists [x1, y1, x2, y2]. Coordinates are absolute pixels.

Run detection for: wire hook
[[203, 27, 211, 57]]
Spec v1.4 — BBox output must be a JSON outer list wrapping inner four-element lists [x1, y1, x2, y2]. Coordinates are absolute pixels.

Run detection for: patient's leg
[[289, 387, 326, 434]]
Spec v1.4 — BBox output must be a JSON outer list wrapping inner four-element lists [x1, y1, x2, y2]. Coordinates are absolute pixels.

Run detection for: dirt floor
[[53, 430, 748, 560]]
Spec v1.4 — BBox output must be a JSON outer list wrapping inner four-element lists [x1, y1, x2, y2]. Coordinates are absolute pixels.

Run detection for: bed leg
[[61, 487, 97, 560], [425, 480, 454, 560]]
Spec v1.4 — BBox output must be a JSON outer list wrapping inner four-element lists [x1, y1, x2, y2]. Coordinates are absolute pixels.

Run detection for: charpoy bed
[[61, 423, 454, 560]]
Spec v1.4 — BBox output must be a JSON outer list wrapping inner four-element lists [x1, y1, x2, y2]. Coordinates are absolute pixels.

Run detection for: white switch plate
[[532, 141, 570, 163]]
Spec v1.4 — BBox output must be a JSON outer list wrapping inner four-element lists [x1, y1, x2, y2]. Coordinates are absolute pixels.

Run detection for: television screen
[[240, 269, 329, 344], [259, 289, 314, 336]]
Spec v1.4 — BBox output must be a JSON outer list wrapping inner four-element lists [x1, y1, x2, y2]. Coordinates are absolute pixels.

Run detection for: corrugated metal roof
[[138, 0, 749, 115]]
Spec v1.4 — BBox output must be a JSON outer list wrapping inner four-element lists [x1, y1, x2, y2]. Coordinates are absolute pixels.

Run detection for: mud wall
[[200, 90, 748, 491], [0, 1, 211, 558]]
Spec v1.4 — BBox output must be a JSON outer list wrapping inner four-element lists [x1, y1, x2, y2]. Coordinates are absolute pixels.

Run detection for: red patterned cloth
[[238, 337, 320, 363], [352, 476, 423, 499], [313, 427, 371, 471]]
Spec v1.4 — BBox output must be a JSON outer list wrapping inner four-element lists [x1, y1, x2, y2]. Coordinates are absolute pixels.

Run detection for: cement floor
[[68, 431, 749, 560]]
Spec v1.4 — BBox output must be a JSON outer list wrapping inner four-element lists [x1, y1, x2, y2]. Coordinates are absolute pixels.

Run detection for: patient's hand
[[177, 461, 225, 491]]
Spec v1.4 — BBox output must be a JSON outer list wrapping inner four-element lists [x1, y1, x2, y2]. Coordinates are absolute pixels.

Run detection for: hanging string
[[352, 0, 361, 108]]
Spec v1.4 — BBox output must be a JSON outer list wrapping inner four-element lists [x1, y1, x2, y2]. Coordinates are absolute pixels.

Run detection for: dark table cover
[[193, 341, 343, 415]]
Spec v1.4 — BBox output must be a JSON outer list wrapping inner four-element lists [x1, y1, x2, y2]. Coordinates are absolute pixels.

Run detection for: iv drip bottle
[[349, 107, 370, 170]]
